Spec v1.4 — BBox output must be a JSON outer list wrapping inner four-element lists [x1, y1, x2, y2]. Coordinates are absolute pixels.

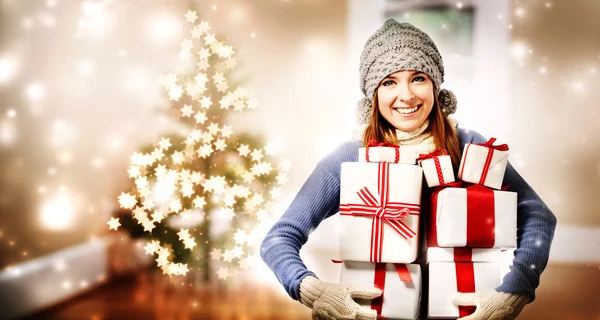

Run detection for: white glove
[[299, 276, 382, 320], [452, 290, 530, 320]]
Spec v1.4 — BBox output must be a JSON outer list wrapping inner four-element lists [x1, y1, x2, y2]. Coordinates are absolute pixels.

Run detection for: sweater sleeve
[[259, 156, 342, 301], [468, 131, 557, 302]]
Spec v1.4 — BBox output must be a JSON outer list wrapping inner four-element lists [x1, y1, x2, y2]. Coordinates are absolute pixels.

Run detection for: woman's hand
[[453, 290, 530, 320], [299, 276, 382, 320]]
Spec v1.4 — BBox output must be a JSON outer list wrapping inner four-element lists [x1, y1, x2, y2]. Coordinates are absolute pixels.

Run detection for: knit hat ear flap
[[356, 96, 372, 125], [438, 88, 457, 115]]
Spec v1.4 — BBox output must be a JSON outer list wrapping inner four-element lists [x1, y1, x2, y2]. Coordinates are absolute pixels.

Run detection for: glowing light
[[54, 260, 67, 272], [0, 55, 18, 83], [106, 134, 123, 150], [78, 1, 114, 36], [7, 109, 16, 118], [40, 194, 75, 230], [77, 59, 95, 76], [456, 2, 463, 9], [146, 14, 181, 44], [250, 32, 256, 38], [510, 42, 528, 61], [151, 177, 177, 205], [58, 151, 73, 164], [515, 7, 526, 17], [62, 280, 72, 290], [539, 66, 547, 74], [25, 83, 46, 102], [92, 157, 105, 168]]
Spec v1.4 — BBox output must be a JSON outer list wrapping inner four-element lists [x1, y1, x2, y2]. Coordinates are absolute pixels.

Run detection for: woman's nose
[[396, 83, 415, 102]]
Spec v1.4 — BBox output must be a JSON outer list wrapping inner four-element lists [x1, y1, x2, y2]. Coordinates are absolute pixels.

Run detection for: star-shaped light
[[217, 267, 229, 279], [185, 10, 198, 23], [127, 166, 141, 178], [193, 196, 206, 208], [198, 21, 211, 34], [178, 228, 191, 240], [214, 139, 226, 151], [220, 125, 233, 138], [194, 111, 207, 124], [107, 217, 121, 230], [237, 144, 250, 157], [142, 220, 156, 233], [181, 104, 194, 117], [118, 192, 137, 209], [210, 248, 222, 261], [250, 149, 263, 162], [207, 122, 220, 136]]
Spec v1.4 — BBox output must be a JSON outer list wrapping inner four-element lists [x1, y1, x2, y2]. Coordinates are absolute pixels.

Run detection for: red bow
[[367, 139, 399, 148], [340, 163, 419, 262], [365, 139, 400, 163], [416, 149, 448, 161], [478, 137, 509, 151]]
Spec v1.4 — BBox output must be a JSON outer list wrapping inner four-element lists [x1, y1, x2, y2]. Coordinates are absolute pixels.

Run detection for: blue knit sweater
[[260, 127, 557, 303]]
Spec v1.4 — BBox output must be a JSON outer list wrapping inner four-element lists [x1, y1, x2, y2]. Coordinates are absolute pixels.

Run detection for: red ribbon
[[428, 182, 496, 248], [371, 263, 413, 315], [453, 248, 474, 262], [459, 137, 509, 186], [340, 162, 420, 262], [366, 139, 400, 163], [466, 185, 496, 248], [418, 150, 449, 186], [455, 262, 477, 317]]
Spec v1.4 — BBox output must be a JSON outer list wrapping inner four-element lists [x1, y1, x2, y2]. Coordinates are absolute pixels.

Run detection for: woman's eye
[[382, 80, 395, 86], [412, 76, 426, 83]]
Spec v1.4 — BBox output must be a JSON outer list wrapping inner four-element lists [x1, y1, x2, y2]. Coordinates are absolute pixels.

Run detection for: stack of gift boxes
[[337, 138, 516, 320]]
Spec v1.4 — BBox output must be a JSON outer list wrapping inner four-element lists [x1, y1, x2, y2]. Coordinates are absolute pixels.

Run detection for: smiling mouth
[[393, 104, 421, 115]]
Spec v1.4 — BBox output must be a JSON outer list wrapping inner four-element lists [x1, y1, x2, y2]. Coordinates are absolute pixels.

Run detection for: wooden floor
[[27, 263, 600, 320]]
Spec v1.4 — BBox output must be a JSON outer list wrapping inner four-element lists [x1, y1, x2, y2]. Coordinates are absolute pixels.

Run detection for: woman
[[260, 19, 556, 320]]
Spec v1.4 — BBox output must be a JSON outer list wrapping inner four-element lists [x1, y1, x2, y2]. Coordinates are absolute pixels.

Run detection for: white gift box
[[434, 187, 517, 248], [340, 261, 421, 320], [359, 146, 416, 164], [339, 162, 422, 263], [418, 154, 455, 187], [458, 141, 509, 190], [426, 247, 502, 262], [428, 261, 509, 319]]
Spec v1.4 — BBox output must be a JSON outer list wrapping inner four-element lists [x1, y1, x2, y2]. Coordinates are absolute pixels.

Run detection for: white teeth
[[394, 105, 419, 114]]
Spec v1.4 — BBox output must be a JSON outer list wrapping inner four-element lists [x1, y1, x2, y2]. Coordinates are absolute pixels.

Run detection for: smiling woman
[[261, 18, 557, 320], [376, 71, 434, 132]]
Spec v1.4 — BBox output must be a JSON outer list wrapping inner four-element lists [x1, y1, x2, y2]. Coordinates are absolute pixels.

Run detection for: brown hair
[[361, 90, 461, 171]]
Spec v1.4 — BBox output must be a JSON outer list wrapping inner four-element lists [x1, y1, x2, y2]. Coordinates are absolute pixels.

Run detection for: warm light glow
[[25, 82, 46, 102], [146, 14, 181, 44], [0, 55, 18, 83], [511, 42, 529, 62], [39, 194, 75, 230], [77, 59, 95, 75]]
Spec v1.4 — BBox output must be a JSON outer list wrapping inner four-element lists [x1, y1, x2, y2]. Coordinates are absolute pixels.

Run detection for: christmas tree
[[110, 10, 289, 282]]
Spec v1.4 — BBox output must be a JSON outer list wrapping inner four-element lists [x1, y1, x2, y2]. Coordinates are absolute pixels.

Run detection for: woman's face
[[377, 70, 434, 132]]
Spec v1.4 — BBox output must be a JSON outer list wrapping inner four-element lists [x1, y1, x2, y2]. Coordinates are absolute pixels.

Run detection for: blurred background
[[0, 0, 598, 319]]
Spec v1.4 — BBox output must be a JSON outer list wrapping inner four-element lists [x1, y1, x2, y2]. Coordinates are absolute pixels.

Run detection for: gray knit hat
[[357, 19, 457, 125]]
